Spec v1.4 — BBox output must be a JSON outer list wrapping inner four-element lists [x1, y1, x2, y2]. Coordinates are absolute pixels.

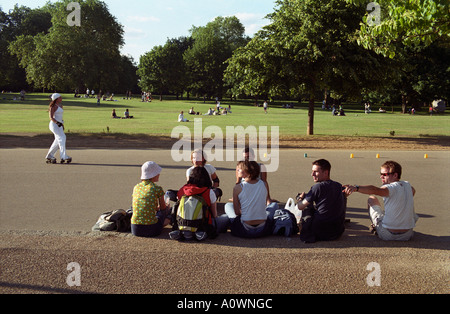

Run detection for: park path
[[0, 148, 448, 294]]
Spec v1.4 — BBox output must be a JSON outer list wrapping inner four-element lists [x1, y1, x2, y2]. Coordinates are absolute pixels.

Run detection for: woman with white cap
[[45, 93, 72, 164], [131, 161, 171, 237]]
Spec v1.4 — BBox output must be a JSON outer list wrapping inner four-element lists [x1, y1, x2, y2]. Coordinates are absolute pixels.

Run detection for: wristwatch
[[355, 185, 360, 191]]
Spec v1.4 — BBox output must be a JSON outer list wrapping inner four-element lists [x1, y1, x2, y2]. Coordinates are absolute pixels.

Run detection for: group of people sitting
[[130, 148, 418, 243], [111, 109, 134, 119]]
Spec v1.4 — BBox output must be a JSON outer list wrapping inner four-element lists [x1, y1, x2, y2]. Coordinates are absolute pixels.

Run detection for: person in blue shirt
[[296, 159, 348, 243]]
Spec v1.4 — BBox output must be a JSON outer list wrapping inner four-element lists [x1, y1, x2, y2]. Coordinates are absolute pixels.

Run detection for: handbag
[[284, 198, 302, 224]]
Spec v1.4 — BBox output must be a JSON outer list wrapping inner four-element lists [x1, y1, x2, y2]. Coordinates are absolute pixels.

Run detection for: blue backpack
[[272, 209, 299, 237]]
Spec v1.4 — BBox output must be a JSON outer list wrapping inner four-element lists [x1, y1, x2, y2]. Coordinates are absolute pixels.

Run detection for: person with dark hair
[[296, 159, 348, 243], [344, 161, 418, 241], [177, 166, 218, 218], [217, 160, 278, 238], [45, 93, 72, 164], [186, 149, 222, 200], [170, 166, 218, 241]]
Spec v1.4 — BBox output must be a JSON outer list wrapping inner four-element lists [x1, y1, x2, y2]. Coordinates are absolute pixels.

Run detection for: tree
[[184, 16, 249, 98], [346, 0, 450, 58], [138, 37, 192, 100], [225, 0, 391, 135], [118, 55, 139, 94], [138, 45, 169, 100], [365, 40, 450, 113], [0, 5, 52, 90], [9, 0, 124, 92]]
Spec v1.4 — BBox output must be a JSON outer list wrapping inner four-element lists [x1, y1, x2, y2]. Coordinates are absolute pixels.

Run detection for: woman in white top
[[217, 160, 278, 238], [178, 111, 189, 122], [45, 93, 71, 164], [186, 150, 220, 188]]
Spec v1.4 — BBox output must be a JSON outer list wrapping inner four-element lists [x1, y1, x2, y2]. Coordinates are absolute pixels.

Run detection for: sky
[[2, 0, 276, 61]]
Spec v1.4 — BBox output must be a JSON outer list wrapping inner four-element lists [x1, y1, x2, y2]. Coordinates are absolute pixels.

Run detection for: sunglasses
[[380, 172, 394, 177]]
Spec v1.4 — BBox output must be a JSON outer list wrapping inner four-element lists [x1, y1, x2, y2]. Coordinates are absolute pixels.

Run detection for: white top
[[209, 189, 217, 204], [382, 181, 416, 229], [238, 179, 268, 222], [53, 107, 64, 123], [186, 164, 216, 182]]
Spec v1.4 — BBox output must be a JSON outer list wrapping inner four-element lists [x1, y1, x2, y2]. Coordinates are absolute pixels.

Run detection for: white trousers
[[46, 121, 69, 160]]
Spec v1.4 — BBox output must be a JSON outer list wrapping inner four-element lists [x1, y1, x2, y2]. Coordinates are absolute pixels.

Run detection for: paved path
[[0, 148, 449, 294]]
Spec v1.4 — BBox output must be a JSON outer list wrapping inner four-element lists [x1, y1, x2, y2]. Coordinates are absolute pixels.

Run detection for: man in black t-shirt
[[296, 159, 348, 243]]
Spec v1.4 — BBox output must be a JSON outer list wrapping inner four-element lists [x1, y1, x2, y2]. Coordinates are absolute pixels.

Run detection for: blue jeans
[[131, 208, 170, 238], [216, 202, 278, 238]]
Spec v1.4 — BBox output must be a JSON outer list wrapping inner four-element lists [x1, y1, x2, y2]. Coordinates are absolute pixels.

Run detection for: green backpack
[[171, 194, 217, 241], [176, 195, 207, 233]]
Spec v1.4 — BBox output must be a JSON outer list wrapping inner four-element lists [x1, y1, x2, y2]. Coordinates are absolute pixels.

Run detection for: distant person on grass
[[344, 161, 418, 241], [111, 109, 120, 119], [123, 109, 134, 119], [178, 111, 189, 122]]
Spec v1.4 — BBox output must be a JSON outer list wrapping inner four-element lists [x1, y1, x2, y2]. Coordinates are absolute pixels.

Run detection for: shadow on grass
[[1, 133, 449, 150]]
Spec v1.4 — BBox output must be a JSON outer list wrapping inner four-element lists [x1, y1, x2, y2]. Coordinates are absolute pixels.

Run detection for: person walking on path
[[45, 93, 72, 164], [344, 161, 418, 241]]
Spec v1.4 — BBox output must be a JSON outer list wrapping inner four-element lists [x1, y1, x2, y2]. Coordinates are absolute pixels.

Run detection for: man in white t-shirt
[[344, 161, 418, 241]]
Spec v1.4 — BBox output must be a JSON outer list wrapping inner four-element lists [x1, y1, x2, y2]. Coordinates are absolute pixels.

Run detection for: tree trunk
[[307, 93, 315, 135], [401, 94, 407, 114]]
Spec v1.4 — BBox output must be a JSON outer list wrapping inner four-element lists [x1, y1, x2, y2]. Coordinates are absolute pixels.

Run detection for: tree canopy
[[225, 0, 395, 134], [6, 0, 136, 93], [2, 0, 447, 137], [346, 0, 450, 58]]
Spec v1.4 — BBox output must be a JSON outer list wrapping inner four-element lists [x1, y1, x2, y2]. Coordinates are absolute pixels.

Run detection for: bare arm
[[49, 106, 58, 124], [232, 184, 242, 216], [295, 192, 310, 211], [158, 195, 168, 211], [211, 172, 219, 188], [344, 185, 390, 197], [210, 202, 217, 218]]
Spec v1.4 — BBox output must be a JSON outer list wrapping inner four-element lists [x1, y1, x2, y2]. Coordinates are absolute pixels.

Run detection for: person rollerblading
[[61, 157, 72, 164], [46, 158, 57, 164], [45, 93, 72, 164]]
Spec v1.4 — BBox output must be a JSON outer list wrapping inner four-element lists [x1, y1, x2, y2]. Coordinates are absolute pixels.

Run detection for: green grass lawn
[[0, 93, 448, 139]]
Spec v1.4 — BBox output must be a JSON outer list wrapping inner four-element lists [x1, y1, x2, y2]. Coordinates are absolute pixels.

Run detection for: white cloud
[[127, 15, 160, 23], [124, 26, 148, 40]]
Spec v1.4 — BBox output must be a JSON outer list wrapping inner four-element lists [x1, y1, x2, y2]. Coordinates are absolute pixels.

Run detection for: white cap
[[141, 161, 162, 180], [51, 93, 62, 101]]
